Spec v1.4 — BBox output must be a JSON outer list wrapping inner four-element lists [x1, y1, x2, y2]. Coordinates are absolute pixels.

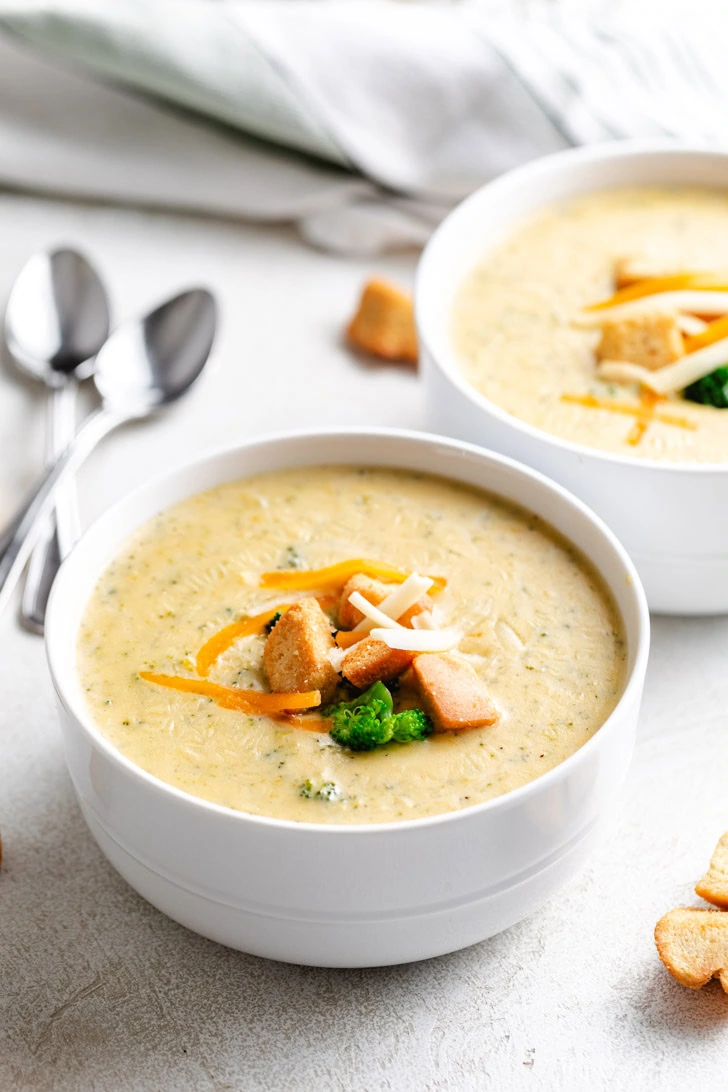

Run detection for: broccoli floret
[[284, 545, 304, 569], [265, 611, 282, 634], [327, 683, 432, 752], [299, 779, 341, 801], [390, 708, 433, 743], [317, 781, 341, 802], [684, 366, 728, 408], [328, 681, 394, 751]]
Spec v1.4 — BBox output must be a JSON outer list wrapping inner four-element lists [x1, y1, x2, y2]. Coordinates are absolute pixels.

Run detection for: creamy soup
[[78, 467, 626, 824], [454, 187, 728, 462]]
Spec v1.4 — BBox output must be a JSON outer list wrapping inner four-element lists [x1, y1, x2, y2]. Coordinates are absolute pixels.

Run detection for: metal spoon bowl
[[5, 248, 110, 385], [4, 247, 111, 632], [95, 289, 217, 413], [0, 288, 217, 621]]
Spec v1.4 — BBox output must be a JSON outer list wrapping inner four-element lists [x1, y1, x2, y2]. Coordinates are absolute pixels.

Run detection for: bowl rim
[[46, 425, 650, 836], [416, 137, 728, 475]]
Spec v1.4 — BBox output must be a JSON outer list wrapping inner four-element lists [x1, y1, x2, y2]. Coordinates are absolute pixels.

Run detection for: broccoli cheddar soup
[[454, 187, 728, 462], [78, 467, 626, 825]]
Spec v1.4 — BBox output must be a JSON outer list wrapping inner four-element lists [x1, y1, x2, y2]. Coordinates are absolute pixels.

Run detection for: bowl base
[[81, 802, 604, 968]]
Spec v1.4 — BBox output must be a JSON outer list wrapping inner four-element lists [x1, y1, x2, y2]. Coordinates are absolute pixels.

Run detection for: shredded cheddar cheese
[[140, 672, 321, 714]]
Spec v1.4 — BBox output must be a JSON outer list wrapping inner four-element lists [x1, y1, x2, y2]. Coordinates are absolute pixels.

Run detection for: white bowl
[[46, 429, 649, 967], [417, 140, 728, 615]]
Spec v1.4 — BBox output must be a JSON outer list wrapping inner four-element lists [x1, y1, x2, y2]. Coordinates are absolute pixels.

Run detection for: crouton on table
[[412, 653, 498, 731], [341, 637, 414, 690], [338, 572, 428, 630], [695, 832, 728, 910], [596, 311, 684, 371], [346, 279, 418, 364], [264, 598, 338, 703], [655, 908, 728, 993]]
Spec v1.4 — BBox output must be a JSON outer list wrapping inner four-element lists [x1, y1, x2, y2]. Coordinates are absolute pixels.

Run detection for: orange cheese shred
[[626, 419, 649, 446], [140, 672, 321, 714], [259, 559, 446, 593], [561, 393, 696, 430], [626, 389, 660, 447], [196, 605, 289, 676], [274, 712, 332, 731], [585, 272, 728, 312], [195, 594, 338, 676], [683, 313, 728, 354]]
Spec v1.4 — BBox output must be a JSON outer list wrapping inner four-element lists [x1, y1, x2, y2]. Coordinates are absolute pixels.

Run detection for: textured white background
[[1, 190, 727, 1091]]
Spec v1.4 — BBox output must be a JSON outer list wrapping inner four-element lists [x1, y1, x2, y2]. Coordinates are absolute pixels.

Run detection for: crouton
[[338, 574, 392, 629], [614, 256, 684, 289], [412, 653, 498, 731], [696, 832, 728, 910], [596, 311, 684, 371], [346, 279, 418, 364], [263, 598, 338, 703], [341, 637, 414, 690], [655, 908, 728, 993], [338, 572, 428, 630]]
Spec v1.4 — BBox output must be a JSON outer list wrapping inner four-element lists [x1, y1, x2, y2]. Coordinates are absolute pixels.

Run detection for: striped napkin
[[0, 1, 725, 253]]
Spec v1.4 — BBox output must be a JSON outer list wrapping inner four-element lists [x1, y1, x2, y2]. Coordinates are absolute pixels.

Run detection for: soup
[[78, 467, 626, 824], [453, 187, 728, 462]]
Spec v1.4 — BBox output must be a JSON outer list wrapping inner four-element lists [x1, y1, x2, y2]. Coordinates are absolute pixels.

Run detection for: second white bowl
[[417, 141, 728, 615]]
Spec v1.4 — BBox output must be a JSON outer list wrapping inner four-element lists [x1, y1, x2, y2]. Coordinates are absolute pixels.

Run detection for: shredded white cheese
[[375, 572, 433, 623], [599, 334, 728, 394], [495, 617, 525, 652], [351, 572, 433, 633], [677, 314, 709, 336], [327, 646, 348, 672], [369, 626, 461, 653], [615, 258, 690, 284], [347, 591, 404, 631], [596, 359, 657, 387], [340, 573, 448, 653], [411, 610, 436, 630], [575, 290, 728, 327]]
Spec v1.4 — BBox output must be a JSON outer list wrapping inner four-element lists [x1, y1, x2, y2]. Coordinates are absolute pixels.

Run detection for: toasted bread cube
[[696, 832, 728, 910], [346, 279, 418, 364], [263, 598, 338, 703], [412, 653, 498, 731], [341, 637, 414, 690], [596, 311, 684, 371], [655, 908, 728, 993], [338, 572, 428, 630]]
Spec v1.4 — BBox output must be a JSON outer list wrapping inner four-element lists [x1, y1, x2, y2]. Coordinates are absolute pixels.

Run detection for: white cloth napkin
[[0, 0, 725, 253]]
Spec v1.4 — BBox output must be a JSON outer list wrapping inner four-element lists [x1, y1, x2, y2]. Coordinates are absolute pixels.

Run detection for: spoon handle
[[0, 408, 123, 623], [21, 378, 81, 634]]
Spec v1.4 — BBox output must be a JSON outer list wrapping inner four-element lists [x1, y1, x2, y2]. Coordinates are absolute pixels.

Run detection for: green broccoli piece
[[317, 781, 341, 802], [390, 708, 433, 743], [684, 366, 728, 408], [327, 683, 432, 751], [299, 779, 341, 801], [284, 545, 304, 569], [328, 681, 394, 751], [265, 611, 282, 634]]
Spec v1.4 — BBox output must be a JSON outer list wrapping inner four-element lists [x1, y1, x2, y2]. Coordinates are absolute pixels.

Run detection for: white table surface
[[1, 190, 727, 1092]]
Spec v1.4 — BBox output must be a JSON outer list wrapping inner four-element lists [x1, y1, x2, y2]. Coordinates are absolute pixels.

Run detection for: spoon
[[4, 247, 111, 633], [0, 288, 216, 621]]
